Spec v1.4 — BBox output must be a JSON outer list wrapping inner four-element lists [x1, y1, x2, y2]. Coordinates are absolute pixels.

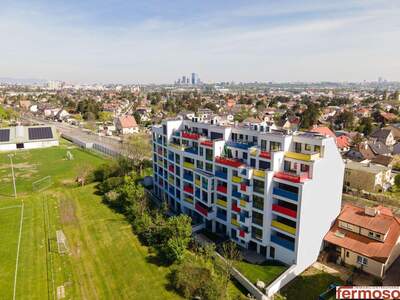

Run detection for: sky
[[0, 0, 399, 84]]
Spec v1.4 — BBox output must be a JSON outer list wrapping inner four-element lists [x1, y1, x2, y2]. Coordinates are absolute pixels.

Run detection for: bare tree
[[121, 133, 152, 175]]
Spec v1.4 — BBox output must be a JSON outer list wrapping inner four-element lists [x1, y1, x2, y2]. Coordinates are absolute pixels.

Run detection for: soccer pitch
[[0, 142, 181, 300]]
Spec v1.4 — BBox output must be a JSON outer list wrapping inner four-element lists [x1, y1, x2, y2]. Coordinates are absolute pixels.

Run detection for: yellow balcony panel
[[168, 178, 174, 184], [232, 176, 241, 183], [271, 220, 296, 235], [239, 199, 248, 207], [170, 143, 185, 151], [253, 169, 265, 178], [216, 199, 227, 208], [231, 218, 240, 227], [285, 151, 320, 161], [250, 149, 257, 156], [184, 197, 194, 204], [195, 179, 201, 186], [183, 162, 195, 170]]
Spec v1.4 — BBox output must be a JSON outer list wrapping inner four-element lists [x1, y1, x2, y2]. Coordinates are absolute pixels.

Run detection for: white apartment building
[[151, 118, 344, 273]]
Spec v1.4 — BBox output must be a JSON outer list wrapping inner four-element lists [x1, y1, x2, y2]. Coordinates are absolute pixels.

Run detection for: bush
[[99, 176, 124, 195], [93, 163, 119, 182]]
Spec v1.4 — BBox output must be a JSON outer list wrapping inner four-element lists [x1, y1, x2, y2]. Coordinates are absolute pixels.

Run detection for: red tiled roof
[[336, 135, 350, 149], [324, 204, 400, 263], [310, 126, 336, 138], [118, 115, 138, 128]]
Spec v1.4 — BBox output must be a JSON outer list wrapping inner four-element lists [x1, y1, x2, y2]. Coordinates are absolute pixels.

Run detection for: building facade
[[151, 118, 344, 268]]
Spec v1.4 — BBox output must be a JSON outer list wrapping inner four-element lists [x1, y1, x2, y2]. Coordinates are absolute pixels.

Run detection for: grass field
[[0, 142, 181, 300], [235, 260, 287, 286]]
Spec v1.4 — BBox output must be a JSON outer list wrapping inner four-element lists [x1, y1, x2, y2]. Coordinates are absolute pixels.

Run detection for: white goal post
[[32, 176, 52, 192]]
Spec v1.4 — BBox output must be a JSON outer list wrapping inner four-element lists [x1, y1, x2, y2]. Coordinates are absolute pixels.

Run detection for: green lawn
[[0, 143, 181, 299], [279, 267, 344, 300], [235, 260, 287, 286]]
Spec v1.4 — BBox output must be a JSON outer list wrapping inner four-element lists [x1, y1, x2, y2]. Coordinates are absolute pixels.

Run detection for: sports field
[[0, 142, 181, 299]]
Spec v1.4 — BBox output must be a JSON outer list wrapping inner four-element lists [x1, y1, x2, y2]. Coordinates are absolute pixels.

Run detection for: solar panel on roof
[[0, 129, 10, 142], [28, 127, 53, 140]]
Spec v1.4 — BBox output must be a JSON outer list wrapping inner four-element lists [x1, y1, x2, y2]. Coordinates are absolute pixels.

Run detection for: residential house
[[370, 128, 396, 146], [115, 115, 139, 135], [324, 204, 400, 278], [344, 160, 392, 192]]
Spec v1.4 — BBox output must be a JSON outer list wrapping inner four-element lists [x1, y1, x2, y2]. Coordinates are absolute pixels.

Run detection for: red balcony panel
[[195, 202, 208, 217], [168, 165, 174, 172], [201, 140, 213, 147], [260, 151, 271, 159], [232, 204, 241, 213], [183, 185, 194, 194], [239, 230, 245, 238], [240, 183, 247, 192], [217, 185, 228, 194], [274, 171, 308, 183], [215, 156, 244, 168], [272, 204, 297, 218], [182, 132, 200, 140]]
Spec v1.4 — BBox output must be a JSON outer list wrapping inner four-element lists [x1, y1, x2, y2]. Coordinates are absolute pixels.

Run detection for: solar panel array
[[28, 127, 53, 140], [0, 129, 10, 142]]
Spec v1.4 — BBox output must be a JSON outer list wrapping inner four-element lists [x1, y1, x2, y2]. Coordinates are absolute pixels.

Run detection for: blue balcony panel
[[271, 235, 295, 251], [272, 188, 298, 202], [232, 191, 242, 199], [216, 212, 227, 221], [183, 174, 193, 182], [215, 171, 228, 179], [226, 141, 255, 150]]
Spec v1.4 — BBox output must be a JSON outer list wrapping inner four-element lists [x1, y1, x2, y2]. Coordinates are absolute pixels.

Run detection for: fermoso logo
[[336, 286, 400, 299]]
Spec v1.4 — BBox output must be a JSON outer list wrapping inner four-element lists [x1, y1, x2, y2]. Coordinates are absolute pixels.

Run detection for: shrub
[[99, 176, 124, 194]]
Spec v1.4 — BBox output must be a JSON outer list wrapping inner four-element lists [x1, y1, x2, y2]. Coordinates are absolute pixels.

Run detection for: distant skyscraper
[[191, 73, 198, 85]]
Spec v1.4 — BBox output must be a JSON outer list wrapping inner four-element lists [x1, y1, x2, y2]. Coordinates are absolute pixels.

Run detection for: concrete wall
[[265, 264, 299, 297], [341, 248, 384, 278]]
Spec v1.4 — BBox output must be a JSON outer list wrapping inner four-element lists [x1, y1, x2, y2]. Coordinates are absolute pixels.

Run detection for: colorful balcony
[[170, 143, 185, 151], [168, 177, 174, 184], [168, 165, 174, 172], [272, 187, 298, 201], [274, 171, 308, 183], [232, 204, 241, 213], [216, 211, 227, 221], [285, 151, 320, 161], [183, 162, 195, 170], [250, 148, 257, 156], [217, 185, 228, 194], [200, 140, 213, 147], [195, 202, 208, 217], [239, 199, 248, 207], [232, 190, 242, 199], [182, 132, 200, 140], [272, 204, 297, 218], [232, 176, 241, 183], [231, 218, 240, 227], [157, 160, 163, 167], [226, 141, 255, 150], [271, 235, 294, 251], [185, 147, 199, 155], [183, 174, 193, 182], [195, 179, 201, 186], [239, 230, 246, 238], [215, 171, 228, 180], [216, 199, 227, 208], [195, 189, 200, 199], [260, 151, 271, 159], [184, 197, 194, 204], [215, 157, 244, 168], [253, 169, 265, 178], [183, 185, 194, 194], [157, 149, 163, 155], [240, 183, 247, 192], [271, 220, 296, 235]]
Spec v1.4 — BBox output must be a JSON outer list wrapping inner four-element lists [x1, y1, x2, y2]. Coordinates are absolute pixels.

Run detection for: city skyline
[[1, 0, 400, 84]]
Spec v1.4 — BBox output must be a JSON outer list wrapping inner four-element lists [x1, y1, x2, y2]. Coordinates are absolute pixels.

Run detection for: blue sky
[[1, 0, 399, 83]]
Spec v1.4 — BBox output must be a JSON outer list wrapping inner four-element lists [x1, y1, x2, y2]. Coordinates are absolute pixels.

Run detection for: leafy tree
[[300, 102, 320, 129], [357, 117, 375, 136], [219, 241, 242, 293], [121, 133, 152, 175], [394, 174, 400, 188], [335, 110, 355, 130], [98, 111, 113, 123]]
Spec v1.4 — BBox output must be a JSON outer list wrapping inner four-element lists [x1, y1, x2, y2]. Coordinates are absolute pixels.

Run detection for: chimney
[[365, 207, 377, 217]]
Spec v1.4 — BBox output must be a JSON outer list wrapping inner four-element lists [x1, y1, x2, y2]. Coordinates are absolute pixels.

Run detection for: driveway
[[384, 257, 400, 285]]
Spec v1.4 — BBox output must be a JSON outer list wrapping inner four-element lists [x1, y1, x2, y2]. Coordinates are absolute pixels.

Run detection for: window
[[270, 141, 281, 151], [205, 148, 213, 161], [251, 226, 263, 241], [270, 247, 275, 259], [259, 160, 270, 171], [253, 195, 264, 210], [253, 179, 265, 194], [205, 162, 213, 173], [243, 152, 248, 160], [346, 251, 349, 258], [261, 140, 267, 151], [305, 144, 312, 151], [357, 256, 368, 265], [294, 142, 301, 153], [250, 158, 256, 167], [252, 211, 263, 226], [368, 231, 374, 238], [314, 145, 321, 153], [196, 160, 203, 169]]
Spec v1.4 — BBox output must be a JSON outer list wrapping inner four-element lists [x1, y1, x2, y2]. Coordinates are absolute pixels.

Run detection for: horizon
[[1, 0, 400, 84]]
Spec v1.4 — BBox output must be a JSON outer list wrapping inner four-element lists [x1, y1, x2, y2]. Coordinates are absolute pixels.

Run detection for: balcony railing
[[232, 204, 241, 213], [183, 174, 193, 182], [216, 199, 227, 208], [215, 171, 228, 180], [260, 151, 271, 159], [272, 187, 298, 201], [239, 199, 249, 207], [232, 190, 242, 199], [183, 162, 195, 170], [183, 185, 194, 194], [240, 183, 247, 192], [253, 169, 265, 178], [272, 204, 297, 218], [232, 176, 241, 183], [182, 132, 200, 140], [226, 141, 255, 150], [274, 171, 308, 183], [271, 235, 295, 251], [200, 140, 213, 147], [170, 143, 185, 151], [271, 220, 296, 235], [195, 202, 208, 216], [285, 151, 320, 161], [185, 147, 198, 155], [217, 185, 228, 194], [215, 156, 244, 168], [231, 218, 240, 227], [184, 197, 194, 204]]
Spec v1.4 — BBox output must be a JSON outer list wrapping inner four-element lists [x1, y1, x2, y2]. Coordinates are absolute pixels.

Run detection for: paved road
[[22, 116, 124, 153]]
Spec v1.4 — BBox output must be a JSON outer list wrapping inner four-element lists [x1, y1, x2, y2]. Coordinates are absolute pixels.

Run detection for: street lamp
[[8, 154, 17, 198]]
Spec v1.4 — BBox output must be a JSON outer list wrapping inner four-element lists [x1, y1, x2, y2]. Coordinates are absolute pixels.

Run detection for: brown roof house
[[324, 204, 400, 278], [115, 115, 139, 135]]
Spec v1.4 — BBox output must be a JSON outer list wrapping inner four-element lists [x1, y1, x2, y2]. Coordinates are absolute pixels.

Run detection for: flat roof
[[0, 125, 58, 144]]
